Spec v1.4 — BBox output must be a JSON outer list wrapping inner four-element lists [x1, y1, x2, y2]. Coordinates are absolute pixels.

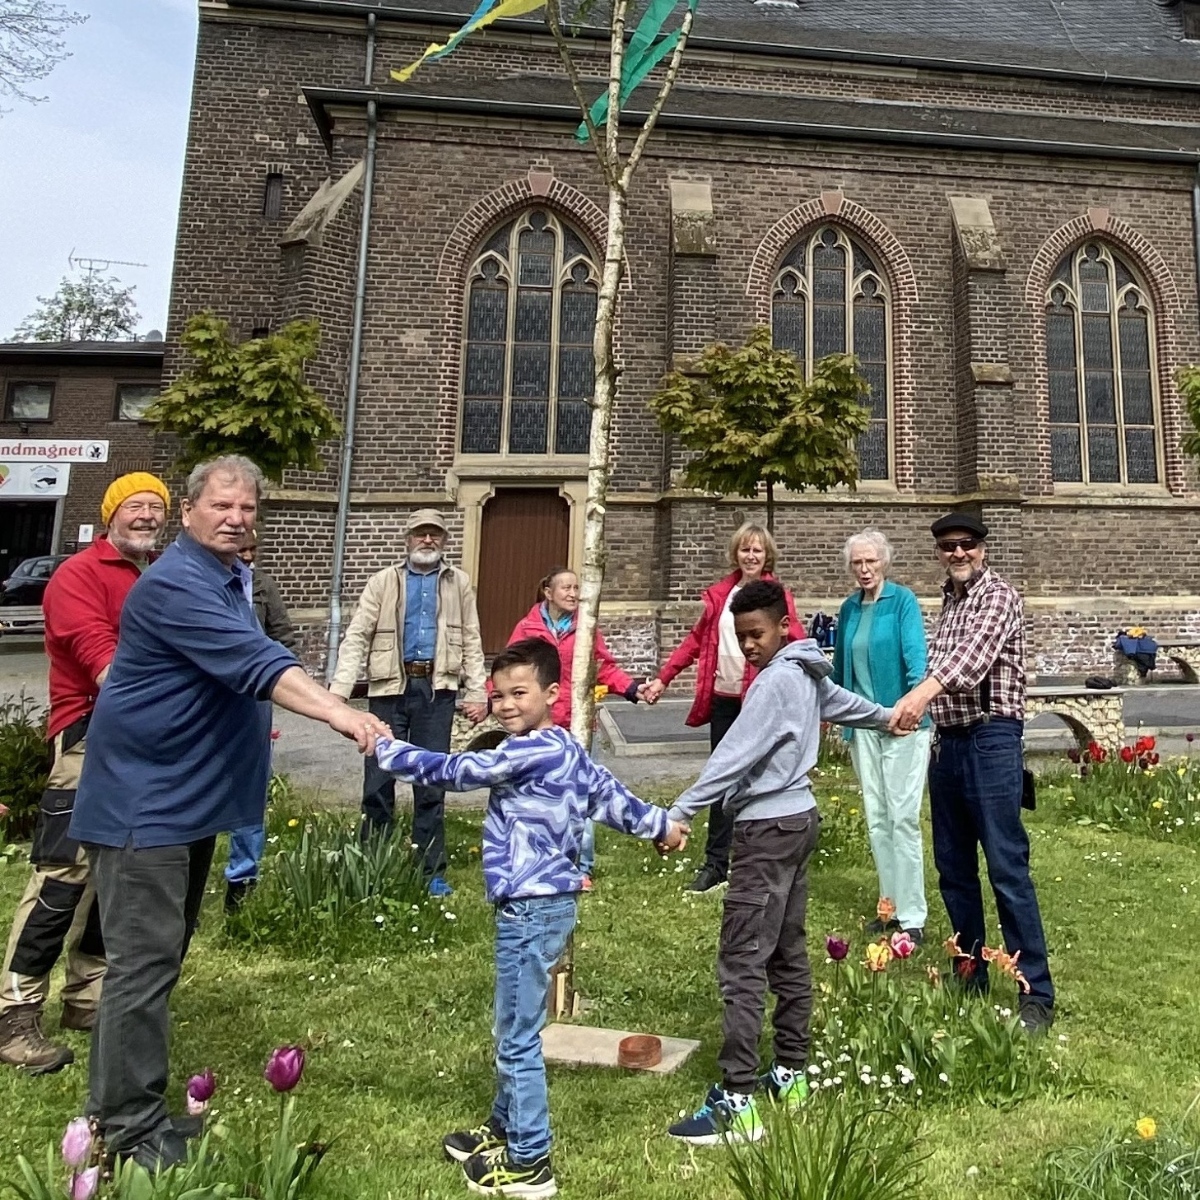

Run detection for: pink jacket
[[506, 604, 639, 729], [658, 571, 805, 728]]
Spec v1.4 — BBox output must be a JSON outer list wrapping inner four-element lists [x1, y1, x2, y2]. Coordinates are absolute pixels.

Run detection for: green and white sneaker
[[761, 1063, 809, 1112], [667, 1085, 764, 1146], [462, 1146, 557, 1198], [443, 1118, 506, 1163]]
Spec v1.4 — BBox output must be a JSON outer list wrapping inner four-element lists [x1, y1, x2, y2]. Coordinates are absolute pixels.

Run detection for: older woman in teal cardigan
[[832, 529, 932, 941]]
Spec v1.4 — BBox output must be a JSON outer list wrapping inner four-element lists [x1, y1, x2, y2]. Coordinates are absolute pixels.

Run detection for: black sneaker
[[462, 1146, 557, 1197], [865, 918, 902, 935], [903, 927, 925, 945], [224, 879, 256, 914], [687, 864, 727, 893], [1018, 998, 1054, 1035], [444, 1118, 506, 1163]]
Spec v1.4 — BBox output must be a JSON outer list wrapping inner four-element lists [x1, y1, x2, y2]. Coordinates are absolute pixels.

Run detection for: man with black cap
[[330, 509, 487, 893], [890, 512, 1054, 1032]]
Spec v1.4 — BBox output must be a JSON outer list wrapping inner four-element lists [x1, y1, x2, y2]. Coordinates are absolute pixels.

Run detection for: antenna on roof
[[67, 249, 149, 278]]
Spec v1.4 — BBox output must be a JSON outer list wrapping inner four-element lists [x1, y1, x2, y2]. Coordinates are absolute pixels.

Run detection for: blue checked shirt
[[375, 726, 669, 902]]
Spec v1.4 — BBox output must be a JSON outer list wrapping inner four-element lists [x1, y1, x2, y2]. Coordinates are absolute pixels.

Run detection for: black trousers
[[701, 695, 742, 876], [717, 811, 821, 1092], [85, 837, 215, 1152]]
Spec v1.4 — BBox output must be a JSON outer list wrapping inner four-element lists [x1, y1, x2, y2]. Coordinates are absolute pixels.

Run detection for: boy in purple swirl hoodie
[[375, 636, 688, 1199]]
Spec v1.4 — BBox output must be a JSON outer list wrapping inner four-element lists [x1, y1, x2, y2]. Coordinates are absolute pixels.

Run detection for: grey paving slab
[[541, 1023, 700, 1074]]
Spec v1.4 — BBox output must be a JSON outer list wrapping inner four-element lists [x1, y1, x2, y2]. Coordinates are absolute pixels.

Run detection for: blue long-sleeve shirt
[[375, 726, 669, 902], [71, 532, 299, 849]]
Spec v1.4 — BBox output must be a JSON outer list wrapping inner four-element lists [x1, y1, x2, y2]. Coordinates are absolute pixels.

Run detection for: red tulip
[[270, 728, 281, 741], [1120, 746, 1135, 763], [825, 935, 850, 961], [264, 1045, 305, 1092], [1150, 753, 1160, 765]]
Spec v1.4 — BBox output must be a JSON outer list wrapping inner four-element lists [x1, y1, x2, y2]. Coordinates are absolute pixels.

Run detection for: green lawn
[[1, 763, 1198, 1199]]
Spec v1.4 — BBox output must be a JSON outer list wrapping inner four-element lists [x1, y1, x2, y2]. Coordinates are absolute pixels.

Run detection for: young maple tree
[[147, 312, 341, 482], [650, 325, 873, 532]]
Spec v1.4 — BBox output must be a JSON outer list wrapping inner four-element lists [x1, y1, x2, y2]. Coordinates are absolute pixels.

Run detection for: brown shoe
[[0, 1005, 75, 1074], [61, 1002, 97, 1032]]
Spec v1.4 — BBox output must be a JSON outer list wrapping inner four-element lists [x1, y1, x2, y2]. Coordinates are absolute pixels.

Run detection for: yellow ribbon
[[392, 0, 549, 83]]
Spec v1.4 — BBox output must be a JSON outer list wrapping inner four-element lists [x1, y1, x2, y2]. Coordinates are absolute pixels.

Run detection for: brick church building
[[171, 0, 1200, 676]]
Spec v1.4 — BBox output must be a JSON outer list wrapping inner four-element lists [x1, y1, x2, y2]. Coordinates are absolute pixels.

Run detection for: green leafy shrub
[[0, 694, 50, 841], [1032, 1119, 1200, 1199], [727, 1098, 925, 1200], [226, 803, 451, 959], [1048, 736, 1200, 843], [808, 939, 1071, 1108]]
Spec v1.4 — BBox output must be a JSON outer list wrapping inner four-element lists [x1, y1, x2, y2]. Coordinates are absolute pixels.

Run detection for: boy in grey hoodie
[[666, 580, 895, 1146]]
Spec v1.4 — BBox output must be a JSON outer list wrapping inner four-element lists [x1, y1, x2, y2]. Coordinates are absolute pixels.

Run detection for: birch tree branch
[[605, 0, 629, 181], [544, 0, 617, 187], [620, 4, 694, 187]]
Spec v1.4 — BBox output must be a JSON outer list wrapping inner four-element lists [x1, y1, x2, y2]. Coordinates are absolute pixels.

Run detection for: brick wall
[[169, 6, 1200, 682]]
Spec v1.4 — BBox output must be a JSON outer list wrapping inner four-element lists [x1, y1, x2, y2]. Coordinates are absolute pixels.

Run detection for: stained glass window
[[771, 226, 891, 480], [460, 210, 597, 456], [1045, 243, 1161, 486]]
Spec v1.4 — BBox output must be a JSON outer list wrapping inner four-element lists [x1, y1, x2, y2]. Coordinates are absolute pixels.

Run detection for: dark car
[[1, 555, 70, 606]]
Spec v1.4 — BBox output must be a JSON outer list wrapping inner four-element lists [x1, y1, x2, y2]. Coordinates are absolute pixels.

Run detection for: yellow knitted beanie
[[101, 472, 171, 526]]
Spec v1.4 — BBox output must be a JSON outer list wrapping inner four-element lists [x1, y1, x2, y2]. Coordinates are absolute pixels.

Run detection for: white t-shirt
[[714, 585, 744, 697]]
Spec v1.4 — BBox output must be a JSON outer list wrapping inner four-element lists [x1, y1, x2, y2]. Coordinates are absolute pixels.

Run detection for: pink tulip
[[60, 1118, 92, 1169], [825, 935, 850, 961], [0, 802, 9, 819], [264, 1045, 305, 1092], [71, 1168, 99, 1200], [890, 930, 917, 959]]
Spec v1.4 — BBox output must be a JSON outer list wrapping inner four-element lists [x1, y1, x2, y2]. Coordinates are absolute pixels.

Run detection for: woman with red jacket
[[505, 566, 643, 886], [642, 521, 804, 892]]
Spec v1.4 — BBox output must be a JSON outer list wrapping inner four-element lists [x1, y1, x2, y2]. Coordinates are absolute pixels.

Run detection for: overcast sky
[[0, 0, 197, 340]]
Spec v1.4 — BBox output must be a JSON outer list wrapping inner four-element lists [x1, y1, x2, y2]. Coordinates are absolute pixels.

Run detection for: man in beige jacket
[[330, 509, 487, 894]]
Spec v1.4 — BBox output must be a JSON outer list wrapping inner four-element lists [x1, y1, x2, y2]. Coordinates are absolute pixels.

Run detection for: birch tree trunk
[[569, 183, 627, 746]]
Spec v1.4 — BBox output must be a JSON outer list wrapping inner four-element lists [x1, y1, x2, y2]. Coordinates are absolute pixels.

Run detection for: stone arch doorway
[[476, 488, 570, 654]]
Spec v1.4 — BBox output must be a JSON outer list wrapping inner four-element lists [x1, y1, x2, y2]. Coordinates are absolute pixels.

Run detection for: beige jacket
[[330, 559, 487, 702]]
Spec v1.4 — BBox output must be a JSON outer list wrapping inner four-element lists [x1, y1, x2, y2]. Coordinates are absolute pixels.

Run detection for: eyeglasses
[[936, 537, 981, 553], [118, 501, 166, 517]]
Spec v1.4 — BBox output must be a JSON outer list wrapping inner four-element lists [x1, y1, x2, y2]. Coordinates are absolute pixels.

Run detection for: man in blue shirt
[[71, 455, 391, 1172]]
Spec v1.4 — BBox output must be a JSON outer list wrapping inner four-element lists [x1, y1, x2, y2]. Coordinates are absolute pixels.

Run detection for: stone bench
[[1026, 684, 1125, 752], [1113, 639, 1200, 686], [0, 605, 44, 638]]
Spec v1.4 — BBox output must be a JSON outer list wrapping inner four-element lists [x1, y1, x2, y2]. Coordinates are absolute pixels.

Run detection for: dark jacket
[[252, 567, 297, 651]]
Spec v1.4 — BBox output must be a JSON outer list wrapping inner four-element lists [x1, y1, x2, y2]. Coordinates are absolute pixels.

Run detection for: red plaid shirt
[[928, 568, 1025, 727]]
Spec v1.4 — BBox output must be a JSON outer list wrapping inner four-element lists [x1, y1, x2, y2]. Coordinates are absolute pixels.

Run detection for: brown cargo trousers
[[0, 730, 105, 1015]]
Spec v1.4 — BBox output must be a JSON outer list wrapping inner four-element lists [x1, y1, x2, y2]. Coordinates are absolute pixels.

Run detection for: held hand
[[888, 689, 929, 735], [655, 820, 690, 855], [640, 679, 666, 705], [327, 703, 393, 754], [461, 701, 489, 725]]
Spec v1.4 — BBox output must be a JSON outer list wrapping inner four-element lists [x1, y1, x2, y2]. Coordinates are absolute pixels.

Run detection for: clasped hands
[[638, 678, 666, 705], [655, 819, 690, 856]]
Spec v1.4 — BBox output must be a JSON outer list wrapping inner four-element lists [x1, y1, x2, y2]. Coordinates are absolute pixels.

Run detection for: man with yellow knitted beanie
[[0, 472, 169, 1074]]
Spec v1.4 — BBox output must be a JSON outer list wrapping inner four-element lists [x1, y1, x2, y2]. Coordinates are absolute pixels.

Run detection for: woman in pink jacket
[[642, 521, 804, 892], [506, 566, 644, 885]]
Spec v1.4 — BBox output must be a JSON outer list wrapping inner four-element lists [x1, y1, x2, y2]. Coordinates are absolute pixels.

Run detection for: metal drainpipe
[[1192, 163, 1200, 322], [324, 11, 378, 682]]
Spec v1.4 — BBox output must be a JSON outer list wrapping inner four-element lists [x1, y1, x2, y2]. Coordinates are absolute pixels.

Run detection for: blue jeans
[[579, 820, 595, 876], [361, 679, 457, 875], [929, 718, 1054, 1007], [225, 825, 265, 885], [491, 894, 577, 1163]]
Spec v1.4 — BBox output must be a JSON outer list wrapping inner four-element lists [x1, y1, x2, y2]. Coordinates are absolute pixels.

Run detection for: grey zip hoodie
[[667, 639, 893, 827]]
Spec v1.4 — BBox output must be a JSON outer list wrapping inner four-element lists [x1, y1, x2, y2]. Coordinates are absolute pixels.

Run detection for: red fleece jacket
[[42, 537, 149, 739]]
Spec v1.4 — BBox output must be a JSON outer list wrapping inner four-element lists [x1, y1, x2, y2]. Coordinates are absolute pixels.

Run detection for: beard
[[109, 526, 161, 558], [409, 547, 443, 569]]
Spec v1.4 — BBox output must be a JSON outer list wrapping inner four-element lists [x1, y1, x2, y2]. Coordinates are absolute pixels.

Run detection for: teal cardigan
[[831, 580, 929, 734]]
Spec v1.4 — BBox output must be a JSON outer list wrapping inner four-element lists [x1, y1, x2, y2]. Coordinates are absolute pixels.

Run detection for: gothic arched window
[[771, 226, 891, 481], [1046, 243, 1161, 485], [460, 210, 597, 456]]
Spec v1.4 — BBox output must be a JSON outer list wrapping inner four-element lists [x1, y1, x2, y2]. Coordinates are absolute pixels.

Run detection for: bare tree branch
[[544, 0, 618, 188], [604, 0, 628, 186], [620, 5, 694, 187], [0, 0, 86, 109]]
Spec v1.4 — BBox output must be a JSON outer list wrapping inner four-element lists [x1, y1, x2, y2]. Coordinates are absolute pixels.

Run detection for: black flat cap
[[930, 511, 988, 540]]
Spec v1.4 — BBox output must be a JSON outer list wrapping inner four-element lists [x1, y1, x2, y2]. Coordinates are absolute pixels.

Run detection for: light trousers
[[848, 727, 931, 930]]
